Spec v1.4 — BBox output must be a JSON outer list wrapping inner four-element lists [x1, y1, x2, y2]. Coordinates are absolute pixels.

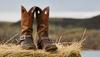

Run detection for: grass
[[0, 23, 100, 50], [0, 23, 83, 57], [0, 42, 82, 57]]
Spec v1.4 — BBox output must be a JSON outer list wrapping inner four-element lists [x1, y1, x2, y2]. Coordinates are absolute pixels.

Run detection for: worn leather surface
[[35, 7, 57, 51], [20, 6, 36, 49], [21, 6, 35, 35], [35, 7, 49, 38]]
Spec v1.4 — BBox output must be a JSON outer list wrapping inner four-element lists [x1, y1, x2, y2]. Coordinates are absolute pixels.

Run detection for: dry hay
[[0, 42, 82, 57]]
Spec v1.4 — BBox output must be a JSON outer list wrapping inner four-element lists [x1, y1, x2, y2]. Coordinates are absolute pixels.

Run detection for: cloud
[[50, 11, 100, 18], [0, 12, 20, 22]]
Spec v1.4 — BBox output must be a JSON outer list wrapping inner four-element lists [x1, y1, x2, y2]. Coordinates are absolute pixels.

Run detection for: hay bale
[[0, 43, 82, 57]]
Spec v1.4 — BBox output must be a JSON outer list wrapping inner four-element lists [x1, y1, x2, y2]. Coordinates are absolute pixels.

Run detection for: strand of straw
[[4, 32, 19, 44]]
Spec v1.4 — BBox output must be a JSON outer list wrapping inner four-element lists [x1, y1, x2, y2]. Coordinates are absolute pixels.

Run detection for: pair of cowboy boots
[[20, 6, 57, 51]]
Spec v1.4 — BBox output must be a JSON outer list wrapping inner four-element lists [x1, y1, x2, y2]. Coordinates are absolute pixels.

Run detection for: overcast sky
[[0, 0, 100, 22]]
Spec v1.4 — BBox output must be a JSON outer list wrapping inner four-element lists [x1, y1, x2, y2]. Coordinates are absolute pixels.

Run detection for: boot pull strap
[[43, 7, 49, 15], [35, 7, 42, 15]]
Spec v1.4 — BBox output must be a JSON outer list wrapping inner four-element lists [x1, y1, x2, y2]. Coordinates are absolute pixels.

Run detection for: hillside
[[12, 15, 100, 29]]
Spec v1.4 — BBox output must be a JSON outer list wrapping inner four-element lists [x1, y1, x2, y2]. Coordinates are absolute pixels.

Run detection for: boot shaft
[[21, 6, 35, 35], [35, 7, 49, 37], [20, 6, 36, 49]]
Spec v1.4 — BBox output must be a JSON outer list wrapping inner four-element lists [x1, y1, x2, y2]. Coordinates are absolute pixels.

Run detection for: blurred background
[[0, 0, 100, 57]]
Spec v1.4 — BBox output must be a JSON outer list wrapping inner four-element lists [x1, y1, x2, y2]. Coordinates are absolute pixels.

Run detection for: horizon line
[[0, 11, 100, 22]]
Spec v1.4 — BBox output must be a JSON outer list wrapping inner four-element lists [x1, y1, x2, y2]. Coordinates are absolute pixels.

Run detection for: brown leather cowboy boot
[[35, 7, 57, 51], [20, 6, 36, 49]]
